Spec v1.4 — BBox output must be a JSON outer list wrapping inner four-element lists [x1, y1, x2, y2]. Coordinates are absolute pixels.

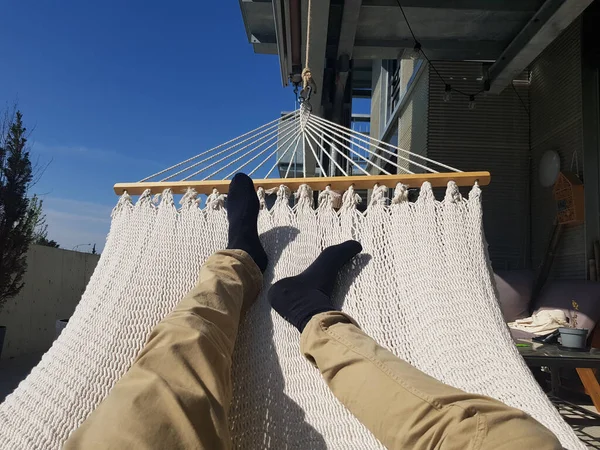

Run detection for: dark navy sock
[[226, 173, 268, 273], [268, 240, 362, 331]]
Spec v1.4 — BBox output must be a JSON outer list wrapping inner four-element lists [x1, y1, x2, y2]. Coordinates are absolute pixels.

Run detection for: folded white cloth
[[508, 309, 569, 335]]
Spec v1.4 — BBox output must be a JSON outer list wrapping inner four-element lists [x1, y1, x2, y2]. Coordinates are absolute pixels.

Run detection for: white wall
[[0, 245, 99, 359]]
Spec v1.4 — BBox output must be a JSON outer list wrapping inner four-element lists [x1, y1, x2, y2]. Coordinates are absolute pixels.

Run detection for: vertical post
[[301, 0, 330, 177], [332, 55, 353, 176]]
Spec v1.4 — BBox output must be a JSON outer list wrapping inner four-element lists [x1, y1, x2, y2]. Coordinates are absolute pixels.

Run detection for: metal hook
[[298, 85, 313, 111], [300, 85, 313, 103]]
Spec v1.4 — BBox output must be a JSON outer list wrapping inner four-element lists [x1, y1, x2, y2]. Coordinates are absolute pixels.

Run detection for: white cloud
[[41, 197, 114, 252], [44, 209, 110, 224], [42, 197, 113, 219], [33, 142, 164, 169]]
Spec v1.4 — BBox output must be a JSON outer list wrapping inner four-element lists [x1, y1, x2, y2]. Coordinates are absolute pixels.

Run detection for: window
[[385, 59, 401, 122], [381, 59, 423, 140]]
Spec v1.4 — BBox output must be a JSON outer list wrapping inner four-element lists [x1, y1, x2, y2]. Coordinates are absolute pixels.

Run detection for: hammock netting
[[0, 105, 585, 449]]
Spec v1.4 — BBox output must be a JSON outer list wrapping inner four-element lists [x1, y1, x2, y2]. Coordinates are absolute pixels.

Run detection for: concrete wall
[[0, 245, 99, 359], [398, 66, 429, 174], [370, 59, 384, 142]]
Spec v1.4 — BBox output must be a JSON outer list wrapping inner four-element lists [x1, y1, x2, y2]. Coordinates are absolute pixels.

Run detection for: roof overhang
[[239, 0, 594, 93]]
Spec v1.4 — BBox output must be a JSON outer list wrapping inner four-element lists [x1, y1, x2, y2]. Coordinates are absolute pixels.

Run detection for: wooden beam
[[114, 171, 491, 196], [577, 368, 600, 412], [337, 0, 362, 58]]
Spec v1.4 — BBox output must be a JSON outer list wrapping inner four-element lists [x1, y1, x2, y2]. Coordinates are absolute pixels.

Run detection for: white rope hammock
[[0, 104, 585, 449]]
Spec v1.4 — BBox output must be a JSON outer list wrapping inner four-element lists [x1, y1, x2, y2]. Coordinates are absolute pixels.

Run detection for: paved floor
[[1, 353, 600, 447], [550, 396, 600, 448], [0, 352, 43, 402]]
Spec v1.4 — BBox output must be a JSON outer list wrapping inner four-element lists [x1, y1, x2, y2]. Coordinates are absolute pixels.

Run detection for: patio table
[[518, 340, 600, 411]]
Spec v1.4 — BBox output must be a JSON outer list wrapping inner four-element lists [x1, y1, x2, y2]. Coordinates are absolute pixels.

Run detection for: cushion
[[494, 270, 535, 322], [533, 280, 600, 336]]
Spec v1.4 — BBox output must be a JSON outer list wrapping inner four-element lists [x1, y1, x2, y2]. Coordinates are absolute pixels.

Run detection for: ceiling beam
[[302, 0, 330, 116], [488, 0, 594, 93], [302, 0, 331, 174], [352, 88, 372, 98], [350, 38, 504, 60], [354, 38, 504, 52], [273, 0, 291, 86], [337, 0, 362, 57], [360, 0, 543, 11], [334, 0, 362, 125]]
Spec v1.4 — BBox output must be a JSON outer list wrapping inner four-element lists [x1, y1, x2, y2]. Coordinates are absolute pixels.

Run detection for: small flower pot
[[559, 327, 588, 349], [55, 319, 69, 340]]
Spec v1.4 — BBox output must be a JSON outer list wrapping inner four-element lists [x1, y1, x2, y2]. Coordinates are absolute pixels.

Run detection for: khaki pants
[[64, 251, 560, 450]]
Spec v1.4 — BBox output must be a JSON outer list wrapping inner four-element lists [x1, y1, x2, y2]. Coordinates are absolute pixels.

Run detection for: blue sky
[[0, 1, 296, 251]]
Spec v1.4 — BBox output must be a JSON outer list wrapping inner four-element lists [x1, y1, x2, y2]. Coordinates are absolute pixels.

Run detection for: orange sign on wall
[[553, 171, 585, 225]]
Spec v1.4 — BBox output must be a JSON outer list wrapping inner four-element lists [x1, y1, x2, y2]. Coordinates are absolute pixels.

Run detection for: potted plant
[[559, 300, 588, 349]]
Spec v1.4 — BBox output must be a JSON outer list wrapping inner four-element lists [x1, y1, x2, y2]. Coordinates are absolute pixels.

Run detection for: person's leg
[[301, 312, 561, 450], [270, 243, 561, 450], [64, 174, 266, 450]]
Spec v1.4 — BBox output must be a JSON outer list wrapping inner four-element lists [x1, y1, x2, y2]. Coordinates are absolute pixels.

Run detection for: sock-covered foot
[[226, 173, 268, 273], [268, 240, 362, 332]]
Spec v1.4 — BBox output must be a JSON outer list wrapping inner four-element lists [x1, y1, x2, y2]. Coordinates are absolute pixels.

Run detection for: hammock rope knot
[[294, 184, 314, 209], [112, 191, 133, 217], [444, 181, 462, 204], [417, 182, 435, 203], [341, 185, 361, 212], [152, 193, 162, 206], [137, 189, 154, 209], [180, 188, 198, 209], [206, 188, 226, 210], [392, 183, 409, 204], [275, 185, 291, 201], [318, 185, 341, 209], [257, 187, 266, 210], [469, 182, 482, 200], [368, 184, 388, 207], [159, 190, 175, 208]]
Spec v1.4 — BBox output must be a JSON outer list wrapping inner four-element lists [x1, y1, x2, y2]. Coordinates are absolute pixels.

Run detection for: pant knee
[[481, 414, 562, 450]]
